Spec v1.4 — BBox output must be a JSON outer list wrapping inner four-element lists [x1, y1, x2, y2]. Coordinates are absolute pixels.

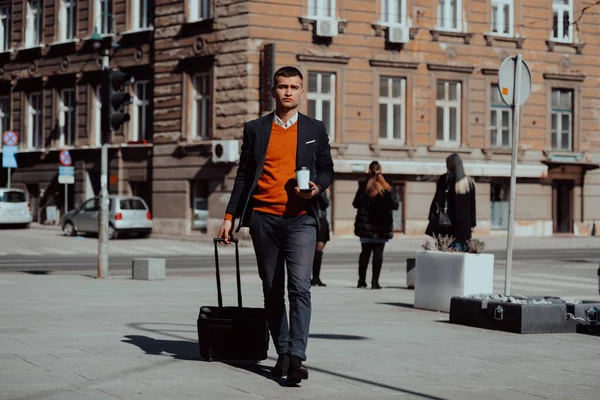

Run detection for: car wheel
[[63, 222, 76, 237], [108, 224, 118, 240]]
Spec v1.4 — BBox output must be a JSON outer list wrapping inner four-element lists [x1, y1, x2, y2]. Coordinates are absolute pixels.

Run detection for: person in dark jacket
[[311, 192, 330, 287], [353, 161, 399, 289], [425, 153, 476, 251]]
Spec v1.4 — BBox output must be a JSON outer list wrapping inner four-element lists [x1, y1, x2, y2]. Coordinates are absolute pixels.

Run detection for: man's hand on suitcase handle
[[217, 219, 234, 244]]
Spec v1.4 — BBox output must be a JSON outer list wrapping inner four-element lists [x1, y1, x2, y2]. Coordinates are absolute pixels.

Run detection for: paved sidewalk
[[2, 261, 600, 400]]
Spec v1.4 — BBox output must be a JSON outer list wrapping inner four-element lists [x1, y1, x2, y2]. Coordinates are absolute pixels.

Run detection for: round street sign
[[3, 131, 18, 146], [59, 149, 73, 166], [498, 56, 532, 107]]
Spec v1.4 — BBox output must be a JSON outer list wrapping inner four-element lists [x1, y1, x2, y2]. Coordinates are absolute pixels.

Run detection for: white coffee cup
[[296, 167, 310, 190]]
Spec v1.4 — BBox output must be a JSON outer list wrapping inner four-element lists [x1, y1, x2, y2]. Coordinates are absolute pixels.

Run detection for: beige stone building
[[2, 0, 600, 238]]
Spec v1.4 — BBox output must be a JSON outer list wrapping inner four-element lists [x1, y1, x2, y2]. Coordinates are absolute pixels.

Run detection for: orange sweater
[[224, 121, 308, 221]]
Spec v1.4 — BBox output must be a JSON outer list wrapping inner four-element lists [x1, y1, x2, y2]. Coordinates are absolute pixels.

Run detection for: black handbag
[[436, 184, 452, 229]]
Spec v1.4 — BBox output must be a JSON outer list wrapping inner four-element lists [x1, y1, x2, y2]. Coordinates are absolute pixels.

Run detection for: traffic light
[[101, 69, 131, 142]]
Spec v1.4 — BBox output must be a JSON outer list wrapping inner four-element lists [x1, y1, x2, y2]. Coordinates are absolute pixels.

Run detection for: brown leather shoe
[[287, 356, 309, 383]]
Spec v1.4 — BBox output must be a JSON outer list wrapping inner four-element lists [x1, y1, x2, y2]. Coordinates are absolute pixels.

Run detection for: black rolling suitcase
[[197, 238, 269, 362]]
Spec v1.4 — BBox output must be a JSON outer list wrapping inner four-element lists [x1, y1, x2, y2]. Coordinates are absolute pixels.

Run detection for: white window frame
[[491, 0, 513, 36], [381, 0, 407, 26], [0, 96, 9, 147], [437, 0, 462, 31], [58, 0, 76, 41], [436, 80, 461, 146], [192, 73, 211, 140], [308, 0, 336, 19], [95, 0, 113, 35], [59, 88, 75, 147], [490, 84, 512, 148], [378, 76, 406, 144], [28, 92, 42, 149], [307, 71, 336, 141], [131, 80, 149, 142], [131, 0, 150, 29], [0, 6, 11, 51], [552, 0, 573, 43], [188, 0, 212, 21], [25, 0, 43, 47], [551, 88, 573, 151]]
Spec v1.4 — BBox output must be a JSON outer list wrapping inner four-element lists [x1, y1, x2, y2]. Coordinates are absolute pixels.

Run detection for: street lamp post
[[90, 27, 110, 279]]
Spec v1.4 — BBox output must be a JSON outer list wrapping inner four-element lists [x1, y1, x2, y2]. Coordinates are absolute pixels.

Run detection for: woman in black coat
[[353, 161, 399, 289], [426, 153, 476, 251], [311, 192, 330, 287]]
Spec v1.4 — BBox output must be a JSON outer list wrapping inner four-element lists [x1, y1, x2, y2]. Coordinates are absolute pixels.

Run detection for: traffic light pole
[[98, 49, 110, 279]]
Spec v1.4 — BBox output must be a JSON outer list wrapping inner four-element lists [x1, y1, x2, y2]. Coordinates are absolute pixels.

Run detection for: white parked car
[[61, 195, 152, 239], [0, 188, 32, 228]]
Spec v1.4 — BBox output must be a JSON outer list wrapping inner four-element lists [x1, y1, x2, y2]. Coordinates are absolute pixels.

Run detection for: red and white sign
[[3, 131, 18, 146], [59, 149, 73, 166]]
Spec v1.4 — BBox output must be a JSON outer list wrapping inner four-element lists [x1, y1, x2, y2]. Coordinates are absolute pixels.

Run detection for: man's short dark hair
[[273, 66, 303, 87]]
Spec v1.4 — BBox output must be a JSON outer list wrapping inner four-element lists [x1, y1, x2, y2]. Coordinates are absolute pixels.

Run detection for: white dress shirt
[[274, 112, 298, 129]]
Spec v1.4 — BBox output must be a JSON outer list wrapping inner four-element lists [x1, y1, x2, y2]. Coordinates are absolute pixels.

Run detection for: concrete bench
[[132, 258, 166, 281]]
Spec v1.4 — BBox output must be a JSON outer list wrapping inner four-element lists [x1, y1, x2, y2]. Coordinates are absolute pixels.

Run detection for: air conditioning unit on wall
[[212, 140, 240, 163], [387, 25, 410, 44], [315, 19, 338, 37]]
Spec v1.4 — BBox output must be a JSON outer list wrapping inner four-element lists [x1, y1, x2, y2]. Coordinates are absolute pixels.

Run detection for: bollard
[[132, 258, 166, 280]]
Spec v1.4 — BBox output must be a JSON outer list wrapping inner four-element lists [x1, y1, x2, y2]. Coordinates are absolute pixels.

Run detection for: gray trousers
[[249, 211, 317, 360]]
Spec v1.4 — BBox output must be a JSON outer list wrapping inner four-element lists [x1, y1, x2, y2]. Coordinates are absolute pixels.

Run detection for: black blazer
[[226, 112, 335, 232]]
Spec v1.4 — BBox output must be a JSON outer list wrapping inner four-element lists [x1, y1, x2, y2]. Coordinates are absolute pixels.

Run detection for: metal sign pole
[[504, 54, 524, 297], [64, 183, 68, 216], [7, 167, 10, 188], [98, 49, 110, 279]]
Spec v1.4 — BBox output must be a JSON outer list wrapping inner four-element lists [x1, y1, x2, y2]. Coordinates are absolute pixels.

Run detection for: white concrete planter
[[414, 250, 495, 313]]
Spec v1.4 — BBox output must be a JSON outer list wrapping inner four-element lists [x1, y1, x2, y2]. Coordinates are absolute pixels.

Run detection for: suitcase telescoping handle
[[213, 238, 243, 309]]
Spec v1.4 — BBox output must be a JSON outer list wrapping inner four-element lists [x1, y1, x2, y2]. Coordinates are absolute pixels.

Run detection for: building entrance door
[[553, 180, 573, 234]]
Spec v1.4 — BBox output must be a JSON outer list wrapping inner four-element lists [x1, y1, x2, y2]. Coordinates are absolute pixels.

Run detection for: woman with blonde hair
[[426, 153, 476, 251], [353, 161, 399, 289]]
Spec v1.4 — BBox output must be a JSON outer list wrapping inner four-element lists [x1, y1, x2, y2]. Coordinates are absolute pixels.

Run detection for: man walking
[[218, 66, 334, 383]]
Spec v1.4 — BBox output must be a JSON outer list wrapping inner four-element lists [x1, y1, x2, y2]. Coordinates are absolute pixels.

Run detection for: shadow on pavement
[[377, 302, 415, 309], [122, 335, 200, 360], [309, 333, 368, 340]]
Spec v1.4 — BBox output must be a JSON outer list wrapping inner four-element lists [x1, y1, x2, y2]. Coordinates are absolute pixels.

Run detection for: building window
[[25, 0, 43, 47], [491, 84, 511, 148], [308, 0, 336, 19], [0, 96, 9, 145], [552, 0, 572, 42], [491, 0, 512, 36], [188, 0, 212, 21], [59, 88, 75, 147], [490, 182, 509, 229], [132, 0, 150, 29], [132, 81, 149, 142], [437, 0, 461, 30], [379, 76, 406, 143], [96, 0, 113, 34], [307, 71, 336, 140], [58, 0, 76, 40], [436, 80, 461, 145], [191, 180, 209, 232], [0, 6, 11, 51], [28, 92, 42, 149], [192, 73, 211, 139], [381, 0, 406, 25], [551, 88, 573, 151]]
